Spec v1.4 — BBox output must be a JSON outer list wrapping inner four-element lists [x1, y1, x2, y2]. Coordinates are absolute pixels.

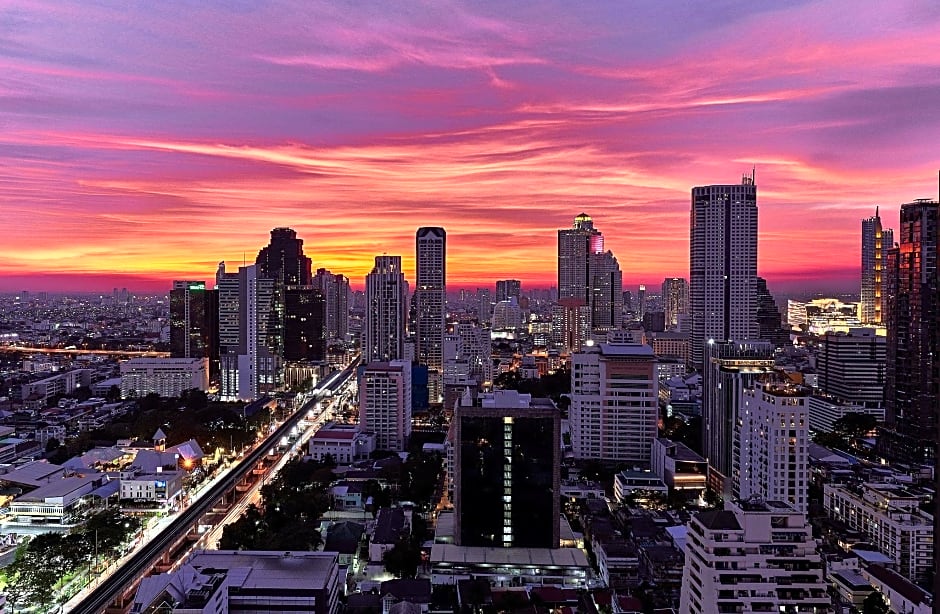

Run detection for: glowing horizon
[[2, 2, 939, 295]]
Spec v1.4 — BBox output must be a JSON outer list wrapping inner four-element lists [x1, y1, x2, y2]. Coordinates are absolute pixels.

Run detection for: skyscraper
[[882, 199, 939, 465], [454, 391, 560, 548], [255, 227, 312, 286], [690, 175, 759, 367], [661, 277, 689, 329], [495, 279, 521, 303], [415, 227, 446, 377], [359, 360, 412, 452], [861, 208, 893, 324], [703, 340, 774, 497], [169, 280, 216, 362], [558, 213, 602, 306], [313, 268, 350, 344], [590, 250, 623, 331], [364, 255, 407, 363], [283, 286, 325, 362]]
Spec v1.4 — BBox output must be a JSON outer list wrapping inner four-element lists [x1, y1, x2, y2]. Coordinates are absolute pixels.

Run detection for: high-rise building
[[475, 288, 492, 324], [558, 213, 602, 306], [495, 279, 521, 303], [679, 499, 829, 614], [816, 327, 886, 409], [861, 208, 893, 324], [454, 390, 560, 548], [703, 340, 774, 496], [734, 380, 809, 513], [636, 284, 647, 321], [551, 299, 591, 354], [690, 175, 759, 366], [169, 280, 216, 364], [882, 199, 939, 465], [255, 227, 312, 286], [364, 256, 407, 363], [313, 268, 350, 344], [661, 278, 689, 329], [755, 277, 787, 347], [590, 250, 623, 331], [570, 343, 658, 465], [359, 360, 412, 452], [415, 227, 446, 381], [216, 263, 241, 400], [283, 286, 325, 362]]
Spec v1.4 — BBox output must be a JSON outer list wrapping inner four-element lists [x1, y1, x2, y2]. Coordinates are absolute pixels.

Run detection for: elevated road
[[69, 359, 359, 614]]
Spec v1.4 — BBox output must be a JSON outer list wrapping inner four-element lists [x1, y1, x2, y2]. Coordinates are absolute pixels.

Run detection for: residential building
[[679, 499, 830, 614], [861, 208, 893, 324], [807, 395, 883, 434], [359, 360, 412, 452], [734, 380, 809, 513], [120, 357, 209, 398], [558, 213, 602, 307], [590, 250, 623, 332], [824, 482, 933, 585], [313, 268, 350, 344], [702, 340, 774, 496], [570, 343, 658, 465], [689, 175, 759, 367], [495, 279, 521, 303], [131, 550, 341, 614], [453, 390, 560, 548]]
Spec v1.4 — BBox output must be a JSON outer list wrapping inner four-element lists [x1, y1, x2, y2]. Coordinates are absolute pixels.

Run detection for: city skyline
[[3, 2, 940, 293]]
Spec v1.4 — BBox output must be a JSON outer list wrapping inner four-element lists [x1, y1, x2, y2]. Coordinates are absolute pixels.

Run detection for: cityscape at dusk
[[1, 2, 940, 614], [3, 1, 940, 292]]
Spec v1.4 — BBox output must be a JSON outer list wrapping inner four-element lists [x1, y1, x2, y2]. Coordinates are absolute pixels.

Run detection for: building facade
[[415, 227, 446, 380], [661, 277, 689, 329], [690, 176, 759, 367], [364, 256, 407, 364], [359, 360, 412, 452], [120, 357, 209, 398], [861, 208, 893, 324], [570, 343, 658, 465], [816, 327, 885, 408]]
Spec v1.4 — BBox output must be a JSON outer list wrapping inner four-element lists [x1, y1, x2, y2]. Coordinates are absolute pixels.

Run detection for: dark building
[[283, 286, 326, 362], [882, 199, 939, 465], [256, 227, 312, 286], [642, 311, 666, 333], [454, 395, 560, 548], [169, 281, 218, 373], [495, 279, 521, 303], [313, 268, 350, 344], [755, 277, 789, 347]]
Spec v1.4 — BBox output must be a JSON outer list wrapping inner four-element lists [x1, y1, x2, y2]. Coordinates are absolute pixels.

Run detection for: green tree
[[833, 413, 877, 439], [382, 537, 421, 578], [45, 437, 60, 453], [862, 590, 889, 614], [106, 384, 123, 402]]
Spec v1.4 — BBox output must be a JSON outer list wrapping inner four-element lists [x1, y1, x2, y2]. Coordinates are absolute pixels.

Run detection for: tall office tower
[[454, 390, 560, 548], [283, 286, 325, 362], [590, 250, 623, 331], [558, 213, 602, 305], [734, 380, 809, 513], [415, 227, 446, 377], [703, 340, 774, 496], [364, 256, 407, 363], [313, 268, 350, 344], [661, 277, 689, 329], [679, 499, 829, 614], [817, 327, 886, 408], [861, 208, 893, 324], [359, 360, 412, 452], [255, 227, 312, 286], [882, 199, 939, 465], [169, 280, 216, 361], [636, 284, 647, 321], [690, 175, 759, 367], [216, 263, 241, 400], [495, 279, 521, 303], [570, 343, 658, 465]]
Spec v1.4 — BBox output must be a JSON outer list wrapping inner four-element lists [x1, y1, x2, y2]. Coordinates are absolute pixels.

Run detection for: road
[[66, 359, 358, 614]]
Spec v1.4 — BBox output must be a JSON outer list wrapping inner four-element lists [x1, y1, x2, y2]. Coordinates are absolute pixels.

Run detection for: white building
[[131, 550, 341, 614], [651, 438, 706, 500], [21, 368, 93, 405], [689, 177, 759, 367], [734, 380, 809, 513], [570, 343, 657, 465], [807, 395, 883, 434], [679, 499, 830, 614], [120, 357, 209, 399], [308, 422, 376, 464], [359, 360, 412, 452], [120, 470, 184, 508], [364, 256, 407, 363], [823, 482, 933, 585]]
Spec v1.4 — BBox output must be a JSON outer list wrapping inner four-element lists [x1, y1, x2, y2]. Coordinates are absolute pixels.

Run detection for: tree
[[45, 437, 60, 453], [833, 413, 877, 439], [180, 388, 209, 411], [106, 384, 122, 403], [382, 537, 421, 578], [862, 590, 889, 614]]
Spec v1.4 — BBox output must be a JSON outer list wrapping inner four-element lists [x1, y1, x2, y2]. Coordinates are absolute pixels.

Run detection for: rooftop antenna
[[752, 165, 756, 185]]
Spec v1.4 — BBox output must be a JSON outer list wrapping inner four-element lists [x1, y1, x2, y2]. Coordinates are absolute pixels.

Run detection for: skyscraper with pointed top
[[860, 207, 893, 324]]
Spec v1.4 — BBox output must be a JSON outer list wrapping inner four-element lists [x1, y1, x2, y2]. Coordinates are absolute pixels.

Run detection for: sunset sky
[[2, 1, 940, 294]]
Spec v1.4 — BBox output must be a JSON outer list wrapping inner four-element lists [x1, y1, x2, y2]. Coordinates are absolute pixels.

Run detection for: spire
[[875, 205, 879, 218]]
